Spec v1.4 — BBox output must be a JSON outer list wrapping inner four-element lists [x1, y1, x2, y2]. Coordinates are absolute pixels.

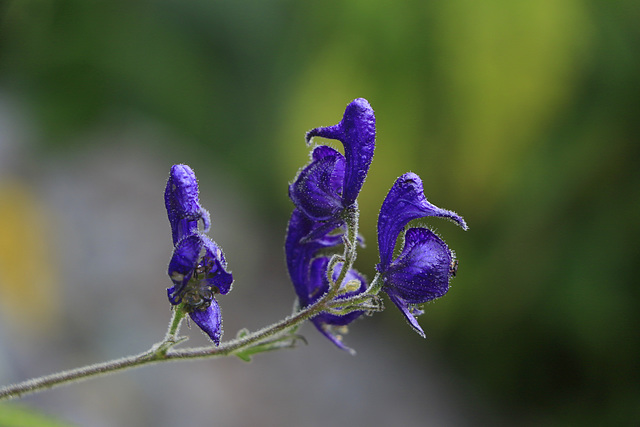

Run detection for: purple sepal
[[189, 300, 223, 345], [299, 218, 345, 244], [285, 209, 342, 300], [384, 228, 452, 304], [285, 208, 367, 352], [306, 257, 367, 311], [376, 173, 467, 337], [167, 234, 203, 304], [312, 321, 357, 355], [166, 233, 233, 306], [305, 98, 376, 208], [165, 164, 211, 245], [201, 235, 233, 295], [377, 172, 467, 269], [289, 146, 346, 221], [386, 292, 426, 338], [164, 164, 234, 343], [308, 257, 367, 354]]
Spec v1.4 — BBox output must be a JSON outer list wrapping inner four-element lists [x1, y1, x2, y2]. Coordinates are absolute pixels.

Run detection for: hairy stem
[[0, 264, 356, 401], [0, 206, 364, 402], [0, 351, 158, 401]]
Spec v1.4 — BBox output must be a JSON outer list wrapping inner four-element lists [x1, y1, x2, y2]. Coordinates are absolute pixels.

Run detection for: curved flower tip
[[165, 164, 211, 244], [377, 172, 467, 268], [189, 300, 223, 345], [304, 98, 375, 146], [304, 98, 376, 207]]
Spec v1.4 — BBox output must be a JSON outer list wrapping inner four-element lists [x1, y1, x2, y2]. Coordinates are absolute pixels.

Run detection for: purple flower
[[165, 164, 211, 245], [289, 145, 346, 222], [289, 98, 375, 238], [165, 164, 233, 344], [376, 172, 467, 337], [285, 209, 367, 352]]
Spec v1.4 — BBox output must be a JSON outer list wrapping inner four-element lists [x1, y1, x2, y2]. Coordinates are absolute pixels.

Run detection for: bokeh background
[[1, 1, 638, 426]]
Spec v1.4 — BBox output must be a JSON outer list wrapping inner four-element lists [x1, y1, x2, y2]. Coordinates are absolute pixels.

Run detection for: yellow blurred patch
[[0, 181, 61, 335], [435, 0, 593, 206]]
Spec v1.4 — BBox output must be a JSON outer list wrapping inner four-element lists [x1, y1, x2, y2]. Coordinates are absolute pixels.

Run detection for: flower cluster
[[164, 98, 466, 352], [285, 98, 375, 352], [0, 98, 470, 402], [376, 172, 467, 337], [285, 98, 467, 350], [165, 164, 233, 344]]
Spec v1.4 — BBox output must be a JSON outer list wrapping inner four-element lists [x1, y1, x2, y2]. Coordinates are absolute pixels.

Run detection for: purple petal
[[306, 257, 367, 308], [189, 300, 223, 345], [300, 256, 330, 307], [285, 207, 367, 352], [377, 172, 467, 269], [299, 218, 345, 244], [302, 258, 367, 353], [305, 98, 376, 207], [201, 235, 234, 295], [167, 234, 203, 304], [311, 259, 369, 351], [165, 164, 210, 244], [311, 144, 343, 162], [289, 146, 345, 221], [285, 209, 342, 303], [312, 320, 357, 355], [386, 292, 426, 338], [384, 228, 452, 304]]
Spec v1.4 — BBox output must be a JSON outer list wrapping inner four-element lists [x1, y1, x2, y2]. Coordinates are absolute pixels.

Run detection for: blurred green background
[[1, 0, 639, 425]]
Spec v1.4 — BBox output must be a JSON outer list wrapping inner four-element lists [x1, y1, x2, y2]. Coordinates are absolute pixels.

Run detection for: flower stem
[[329, 205, 359, 292], [0, 351, 158, 401], [0, 274, 353, 401], [166, 304, 186, 340], [0, 206, 366, 401]]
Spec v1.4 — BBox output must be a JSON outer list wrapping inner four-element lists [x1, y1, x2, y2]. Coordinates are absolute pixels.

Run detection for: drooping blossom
[[285, 98, 376, 351], [376, 172, 467, 337], [285, 209, 367, 353], [165, 164, 233, 344], [289, 98, 375, 240]]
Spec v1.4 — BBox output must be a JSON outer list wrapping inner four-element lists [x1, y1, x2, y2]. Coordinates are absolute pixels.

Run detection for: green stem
[[166, 304, 186, 339], [152, 304, 188, 357], [328, 205, 359, 290], [328, 273, 384, 308]]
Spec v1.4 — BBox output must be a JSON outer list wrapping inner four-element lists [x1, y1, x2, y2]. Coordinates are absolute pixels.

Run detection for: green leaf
[[0, 404, 76, 427]]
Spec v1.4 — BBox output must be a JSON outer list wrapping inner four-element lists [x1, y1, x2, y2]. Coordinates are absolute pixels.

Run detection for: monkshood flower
[[376, 172, 467, 338], [289, 98, 375, 239], [165, 164, 233, 344], [285, 208, 367, 352]]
